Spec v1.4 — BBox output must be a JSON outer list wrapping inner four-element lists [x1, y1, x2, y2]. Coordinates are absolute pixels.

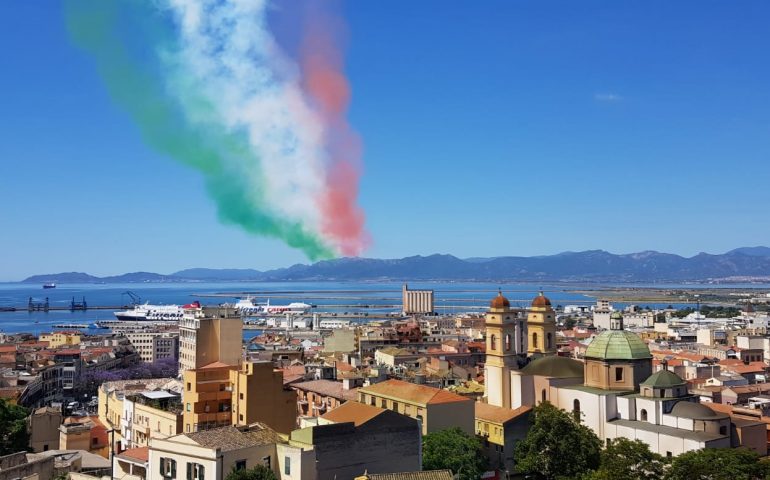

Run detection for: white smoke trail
[[163, 0, 329, 239]]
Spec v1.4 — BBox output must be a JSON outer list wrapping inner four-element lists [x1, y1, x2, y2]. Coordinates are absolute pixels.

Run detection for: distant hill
[[20, 246, 770, 283], [173, 268, 263, 281], [727, 246, 770, 257]]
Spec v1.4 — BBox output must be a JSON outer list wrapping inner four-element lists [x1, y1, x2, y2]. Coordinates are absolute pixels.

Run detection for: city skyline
[[2, 1, 770, 279]]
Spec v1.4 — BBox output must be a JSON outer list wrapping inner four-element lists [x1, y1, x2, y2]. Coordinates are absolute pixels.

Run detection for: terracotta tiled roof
[[362, 471, 454, 480], [291, 380, 358, 401], [199, 361, 235, 370], [320, 401, 385, 426], [475, 403, 531, 424], [119, 446, 149, 462], [359, 379, 471, 405], [186, 424, 281, 451]]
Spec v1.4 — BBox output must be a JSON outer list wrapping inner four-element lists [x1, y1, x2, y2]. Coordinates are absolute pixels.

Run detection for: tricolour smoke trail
[[64, 0, 367, 259]]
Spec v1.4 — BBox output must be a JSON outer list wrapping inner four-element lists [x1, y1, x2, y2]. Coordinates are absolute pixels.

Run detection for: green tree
[[582, 438, 666, 480], [422, 427, 486, 480], [225, 465, 277, 480], [514, 402, 601, 480], [0, 399, 29, 456], [665, 448, 769, 480]]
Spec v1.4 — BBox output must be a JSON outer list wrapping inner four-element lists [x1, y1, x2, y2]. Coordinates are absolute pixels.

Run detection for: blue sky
[[1, 1, 769, 280]]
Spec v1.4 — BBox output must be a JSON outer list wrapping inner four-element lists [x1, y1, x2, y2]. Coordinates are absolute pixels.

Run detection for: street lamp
[[106, 429, 116, 476]]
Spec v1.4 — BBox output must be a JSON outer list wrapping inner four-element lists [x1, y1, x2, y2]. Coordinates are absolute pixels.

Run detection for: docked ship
[[234, 297, 311, 315], [113, 301, 199, 321]]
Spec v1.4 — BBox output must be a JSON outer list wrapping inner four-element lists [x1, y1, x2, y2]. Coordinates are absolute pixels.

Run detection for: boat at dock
[[113, 301, 198, 321]]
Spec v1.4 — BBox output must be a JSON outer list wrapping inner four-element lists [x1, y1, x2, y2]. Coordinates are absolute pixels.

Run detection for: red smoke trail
[[300, 2, 369, 256]]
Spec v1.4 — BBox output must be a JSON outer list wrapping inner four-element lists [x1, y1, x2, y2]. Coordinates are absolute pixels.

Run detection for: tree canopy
[[422, 427, 486, 480], [0, 399, 29, 456], [224, 465, 277, 480], [665, 448, 770, 480], [581, 438, 666, 480], [514, 401, 602, 480]]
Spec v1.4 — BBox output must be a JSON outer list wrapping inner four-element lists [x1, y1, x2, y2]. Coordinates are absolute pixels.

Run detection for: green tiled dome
[[585, 330, 651, 360], [640, 369, 686, 388]]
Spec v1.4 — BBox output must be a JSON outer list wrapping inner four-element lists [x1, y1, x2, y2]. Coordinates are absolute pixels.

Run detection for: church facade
[[483, 292, 749, 457]]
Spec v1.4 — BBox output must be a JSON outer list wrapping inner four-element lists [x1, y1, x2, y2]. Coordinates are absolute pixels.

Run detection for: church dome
[[610, 311, 623, 320], [640, 369, 686, 388], [531, 292, 552, 308], [490, 291, 510, 309], [670, 401, 728, 420], [521, 355, 584, 379], [585, 330, 651, 360]]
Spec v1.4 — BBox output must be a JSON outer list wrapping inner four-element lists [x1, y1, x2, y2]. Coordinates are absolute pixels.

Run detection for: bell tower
[[527, 291, 557, 356], [484, 290, 526, 408]]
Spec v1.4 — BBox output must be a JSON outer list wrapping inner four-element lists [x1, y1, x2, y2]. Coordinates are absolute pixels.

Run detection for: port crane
[[121, 291, 142, 306]]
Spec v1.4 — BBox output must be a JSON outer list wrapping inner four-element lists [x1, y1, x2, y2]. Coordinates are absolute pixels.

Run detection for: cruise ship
[[113, 301, 199, 321]]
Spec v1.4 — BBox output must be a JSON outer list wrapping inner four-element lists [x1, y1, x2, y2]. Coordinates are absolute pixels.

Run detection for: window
[[541, 389, 547, 404], [490, 334, 497, 351], [186, 403, 191, 412], [573, 399, 581, 422], [187, 382, 191, 391], [262, 456, 271, 469], [235, 460, 246, 471], [369, 395, 375, 406], [615, 367, 624, 382], [532, 332, 538, 349], [720, 426, 727, 435], [666, 452, 672, 459], [187, 462, 204, 480], [640, 409, 648, 421], [239, 414, 244, 422], [284, 456, 291, 475], [392, 401, 399, 412], [505, 334, 511, 351], [546, 333, 552, 349], [380, 398, 386, 408], [160, 458, 177, 478], [239, 393, 244, 400]]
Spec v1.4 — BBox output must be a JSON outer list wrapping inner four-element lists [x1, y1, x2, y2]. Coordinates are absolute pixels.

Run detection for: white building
[[149, 424, 280, 480], [124, 331, 179, 364]]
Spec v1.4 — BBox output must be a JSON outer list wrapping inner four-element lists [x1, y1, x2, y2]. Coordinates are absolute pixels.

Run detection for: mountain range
[[20, 247, 770, 283]]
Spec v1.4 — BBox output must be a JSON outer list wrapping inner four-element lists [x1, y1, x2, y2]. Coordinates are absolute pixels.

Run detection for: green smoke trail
[[64, 0, 335, 260]]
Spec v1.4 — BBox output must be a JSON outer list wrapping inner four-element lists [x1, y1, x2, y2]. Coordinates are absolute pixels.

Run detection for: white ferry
[[113, 301, 199, 321]]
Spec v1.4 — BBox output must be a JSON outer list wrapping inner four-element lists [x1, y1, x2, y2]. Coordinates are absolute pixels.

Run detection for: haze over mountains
[[20, 247, 770, 283]]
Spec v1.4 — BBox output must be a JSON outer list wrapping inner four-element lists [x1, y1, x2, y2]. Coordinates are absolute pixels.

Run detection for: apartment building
[[179, 307, 242, 372], [182, 360, 297, 435], [357, 379, 475, 435], [149, 424, 281, 480], [124, 331, 179, 364]]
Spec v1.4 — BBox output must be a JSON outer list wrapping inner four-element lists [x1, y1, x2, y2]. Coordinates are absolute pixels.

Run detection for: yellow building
[[231, 361, 297, 434], [125, 392, 184, 447], [179, 307, 243, 372], [182, 360, 298, 435], [39, 331, 81, 348], [527, 292, 557, 356], [484, 291, 527, 409], [182, 362, 235, 433], [357, 379, 474, 435], [475, 402, 532, 475]]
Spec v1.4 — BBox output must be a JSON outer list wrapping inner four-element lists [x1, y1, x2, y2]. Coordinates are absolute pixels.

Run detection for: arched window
[[573, 399, 581, 421], [505, 334, 511, 351], [547, 332, 552, 349], [532, 332, 538, 349], [640, 409, 648, 421], [541, 389, 547, 404], [490, 334, 497, 351]]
